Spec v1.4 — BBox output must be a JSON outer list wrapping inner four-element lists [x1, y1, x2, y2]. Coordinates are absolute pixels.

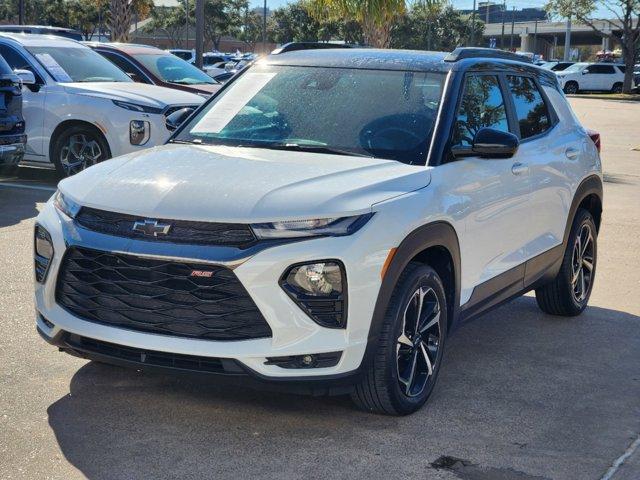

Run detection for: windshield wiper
[[263, 143, 372, 158]]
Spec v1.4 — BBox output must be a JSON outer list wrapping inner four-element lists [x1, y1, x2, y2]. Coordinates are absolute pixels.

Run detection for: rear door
[[503, 73, 576, 277], [588, 64, 617, 90]]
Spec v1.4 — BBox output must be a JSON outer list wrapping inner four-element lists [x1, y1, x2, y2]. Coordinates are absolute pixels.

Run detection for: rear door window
[[587, 65, 616, 74], [452, 75, 509, 148], [506, 75, 551, 139]]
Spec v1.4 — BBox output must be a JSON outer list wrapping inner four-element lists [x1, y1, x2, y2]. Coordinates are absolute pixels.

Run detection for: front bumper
[[0, 135, 26, 165], [34, 200, 392, 384]]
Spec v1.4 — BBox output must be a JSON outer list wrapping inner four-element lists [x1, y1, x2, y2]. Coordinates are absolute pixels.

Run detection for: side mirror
[[165, 107, 194, 132], [471, 128, 519, 159], [582, 69, 589, 75], [14, 69, 36, 85]]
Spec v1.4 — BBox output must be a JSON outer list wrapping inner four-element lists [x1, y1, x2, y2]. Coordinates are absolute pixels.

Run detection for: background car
[[167, 48, 194, 63], [87, 42, 221, 96], [541, 61, 575, 71], [0, 25, 82, 41], [0, 33, 204, 176], [556, 62, 628, 94], [0, 53, 26, 170]]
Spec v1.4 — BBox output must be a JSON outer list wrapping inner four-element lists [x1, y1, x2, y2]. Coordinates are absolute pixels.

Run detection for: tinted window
[[99, 51, 146, 81], [172, 51, 192, 61], [587, 65, 615, 74], [507, 76, 551, 139], [617, 65, 626, 73], [0, 44, 42, 82], [176, 65, 446, 165], [134, 53, 215, 84], [452, 75, 508, 148]]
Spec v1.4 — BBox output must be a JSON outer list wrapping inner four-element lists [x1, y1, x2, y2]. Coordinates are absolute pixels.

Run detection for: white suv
[[0, 34, 204, 176], [34, 48, 603, 415], [556, 62, 628, 94]]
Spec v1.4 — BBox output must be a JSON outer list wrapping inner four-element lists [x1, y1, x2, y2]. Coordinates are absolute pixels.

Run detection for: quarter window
[[586, 65, 615, 74], [507, 76, 551, 139], [452, 75, 509, 148]]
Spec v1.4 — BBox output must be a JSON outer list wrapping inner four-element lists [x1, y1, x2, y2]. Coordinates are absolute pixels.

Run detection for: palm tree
[[109, 0, 133, 42], [308, 0, 406, 48]]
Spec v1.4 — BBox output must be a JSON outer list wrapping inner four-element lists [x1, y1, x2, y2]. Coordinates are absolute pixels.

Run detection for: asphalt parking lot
[[0, 97, 638, 480]]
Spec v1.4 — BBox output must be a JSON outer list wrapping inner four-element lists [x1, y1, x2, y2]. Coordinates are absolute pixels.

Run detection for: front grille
[[75, 207, 257, 249], [55, 247, 272, 341], [65, 334, 245, 375]]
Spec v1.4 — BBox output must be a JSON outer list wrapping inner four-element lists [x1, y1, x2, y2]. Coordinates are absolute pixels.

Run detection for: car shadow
[[46, 296, 640, 480], [0, 186, 51, 229]]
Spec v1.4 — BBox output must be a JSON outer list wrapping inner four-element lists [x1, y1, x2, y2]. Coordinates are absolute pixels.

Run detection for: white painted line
[[600, 434, 640, 480], [0, 182, 56, 192]]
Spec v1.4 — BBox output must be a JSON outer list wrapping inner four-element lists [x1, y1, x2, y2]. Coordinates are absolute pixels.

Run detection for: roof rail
[[271, 42, 354, 55], [444, 47, 533, 64]]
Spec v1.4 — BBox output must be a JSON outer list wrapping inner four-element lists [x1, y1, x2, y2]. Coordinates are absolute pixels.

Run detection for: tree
[[67, 0, 109, 40], [391, 3, 484, 51], [239, 8, 264, 51], [143, 5, 186, 47], [308, 0, 405, 47], [110, 0, 133, 42], [545, 0, 640, 93]]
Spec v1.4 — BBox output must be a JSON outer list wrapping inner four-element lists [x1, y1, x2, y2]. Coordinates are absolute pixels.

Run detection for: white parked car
[[0, 34, 204, 176], [35, 48, 603, 415], [556, 62, 628, 94]]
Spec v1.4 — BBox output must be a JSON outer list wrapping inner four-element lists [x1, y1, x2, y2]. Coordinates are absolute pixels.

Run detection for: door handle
[[511, 162, 528, 176], [565, 147, 579, 160]]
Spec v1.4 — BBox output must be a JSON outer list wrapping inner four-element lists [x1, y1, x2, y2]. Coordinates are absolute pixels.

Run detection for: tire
[[351, 262, 447, 415], [563, 81, 579, 95], [51, 124, 110, 178], [612, 82, 623, 94], [535, 208, 597, 316]]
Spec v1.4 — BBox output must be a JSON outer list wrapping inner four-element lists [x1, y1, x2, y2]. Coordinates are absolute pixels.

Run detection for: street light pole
[[510, 6, 515, 51], [563, 14, 572, 61], [185, 0, 189, 49], [18, 0, 25, 25], [533, 19, 538, 55], [195, 0, 204, 68], [262, 0, 267, 53], [471, 0, 477, 47], [500, 0, 506, 49]]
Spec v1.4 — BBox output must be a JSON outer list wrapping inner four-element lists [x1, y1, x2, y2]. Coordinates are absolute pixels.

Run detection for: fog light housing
[[130, 120, 150, 145], [34, 225, 54, 283], [265, 351, 342, 369], [280, 260, 347, 328]]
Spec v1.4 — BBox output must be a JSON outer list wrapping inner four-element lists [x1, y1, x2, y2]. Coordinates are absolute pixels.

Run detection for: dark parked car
[[0, 54, 26, 168], [541, 61, 575, 72], [86, 42, 222, 96]]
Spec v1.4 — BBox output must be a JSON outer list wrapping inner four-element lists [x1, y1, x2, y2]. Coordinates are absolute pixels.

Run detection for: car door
[[0, 43, 47, 161], [579, 65, 600, 90], [447, 73, 532, 300], [502, 74, 576, 275]]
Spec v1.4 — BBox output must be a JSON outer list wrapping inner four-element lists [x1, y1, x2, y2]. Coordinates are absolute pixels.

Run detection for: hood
[[59, 144, 431, 223], [63, 82, 205, 109], [170, 82, 221, 96]]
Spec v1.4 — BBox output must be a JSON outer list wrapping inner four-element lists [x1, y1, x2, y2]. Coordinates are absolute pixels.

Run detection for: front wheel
[[535, 208, 597, 316], [52, 125, 110, 177], [351, 263, 447, 415], [563, 81, 579, 95]]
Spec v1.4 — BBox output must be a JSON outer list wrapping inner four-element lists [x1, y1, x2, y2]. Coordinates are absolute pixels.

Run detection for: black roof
[[266, 48, 452, 72], [264, 47, 558, 85]]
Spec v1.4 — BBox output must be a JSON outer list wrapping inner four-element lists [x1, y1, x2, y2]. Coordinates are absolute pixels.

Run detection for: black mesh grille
[[55, 247, 272, 341], [75, 207, 257, 248]]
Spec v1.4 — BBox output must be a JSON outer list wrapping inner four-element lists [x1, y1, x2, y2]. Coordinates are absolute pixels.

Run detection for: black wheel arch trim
[[360, 221, 461, 371]]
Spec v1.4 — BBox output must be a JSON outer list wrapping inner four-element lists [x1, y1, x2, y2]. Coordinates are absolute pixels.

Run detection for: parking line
[[0, 182, 56, 192], [599, 434, 640, 480]]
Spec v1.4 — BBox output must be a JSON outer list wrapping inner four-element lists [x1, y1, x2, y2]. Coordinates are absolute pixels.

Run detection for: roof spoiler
[[444, 47, 533, 64], [271, 42, 355, 55]]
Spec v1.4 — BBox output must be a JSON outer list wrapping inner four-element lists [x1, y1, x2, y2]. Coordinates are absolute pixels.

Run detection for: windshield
[[174, 65, 445, 165], [135, 53, 216, 84], [27, 46, 132, 83], [563, 63, 587, 73]]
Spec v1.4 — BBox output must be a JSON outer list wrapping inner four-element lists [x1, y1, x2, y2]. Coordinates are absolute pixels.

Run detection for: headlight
[[252, 213, 373, 240], [130, 120, 150, 145], [280, 260, 347, 328], [112, 99, 163, 114], [34, 225, 54, 283], [53, 191, 81, 219]]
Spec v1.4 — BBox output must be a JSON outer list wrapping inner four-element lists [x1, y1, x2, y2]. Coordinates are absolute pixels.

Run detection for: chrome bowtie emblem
[[132, 219, 171, 237]]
